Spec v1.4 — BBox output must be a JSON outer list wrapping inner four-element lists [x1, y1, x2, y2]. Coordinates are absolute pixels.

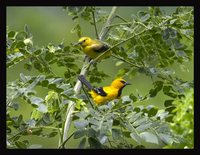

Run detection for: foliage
[[73, 98, 180, 148], [165, 88, 194, 148], [7, 6, 193, 149]]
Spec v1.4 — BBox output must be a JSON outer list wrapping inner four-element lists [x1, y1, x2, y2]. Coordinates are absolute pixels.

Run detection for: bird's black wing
[[93, 87, 107, 97], [91, 43, 109, 53]]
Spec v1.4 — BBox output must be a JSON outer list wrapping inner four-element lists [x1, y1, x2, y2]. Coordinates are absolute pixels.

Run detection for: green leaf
[[30, 96, 44, 106], [8, 31, 16, 38], [122, 96, 132, 104], [75, 111, 89, 119], [88, 137, 102, 149], [140, 132, 159, 144], [136, 122, 152, 132], [64, 57, 75, 62], [10, 103, 19, 110], [45, 52, 54, 61], [115, 61, 124, 66], [117, 68, 129, 77], [24, 63, 32, 71], [71, 24, 82, 38], [37, 103, 48, 113], [163, 85, 177, 98], [164, 100, 174, 107], [98, 134, 108, 144], [78, 137, 86, 149], [74, 129, 86, 139], [132, 117, 147, 127], [33, 61, 43, 72], [48, 132, 58, 138], [27, 119, 36, 127], [74, 120, 89, 129], [15, 32, 27, 40], [28, 144, 42, 149], [130, 132, 142, 144], [129, 93, 137, 102], [68, 7, 85, 15], [11, 115, 23, 128], [34, 49, 42, 55], [141, 13, 150, 22], [165, 115, 174, 122], [41, 80, 49, 87], [31, 128, 43, 136], [51, 78, 64, 84], [48, 83, 57, 90], [24, 25, 32, 38], [144, 105, 158, 117], [87, 128, 96, 137], [19, 73, 26, 82], [165, 106, 176, 114], [112, 128, 122, 140], [42, 113, 51, 124], [61, 88, 74, 97], [31, 109, 42, 120], [154, 81, 163, 91], [149, 88, 157, 97], [16, 41, 26, 48], [158, 133, 173, 145], [123, 131, 131, 138], [15, 141, 27, 148], [128, 111, 143, 123], [88, 117, 100, 126]]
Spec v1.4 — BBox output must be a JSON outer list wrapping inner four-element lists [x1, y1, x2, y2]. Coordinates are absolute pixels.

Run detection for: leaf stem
[[115, 14, 129, 23]]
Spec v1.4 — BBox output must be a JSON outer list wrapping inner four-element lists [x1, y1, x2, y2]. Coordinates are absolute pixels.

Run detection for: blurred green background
[[7, 7, 193, 148]]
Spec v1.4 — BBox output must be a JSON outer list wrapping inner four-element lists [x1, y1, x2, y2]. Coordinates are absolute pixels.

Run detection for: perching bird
[[78, 75, 130, 105], [74, 37, 112, 60]]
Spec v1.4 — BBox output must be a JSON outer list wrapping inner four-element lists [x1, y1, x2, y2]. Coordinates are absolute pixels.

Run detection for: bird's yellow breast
[[82, 45, 100, 59], [89, 86, 120, 105]]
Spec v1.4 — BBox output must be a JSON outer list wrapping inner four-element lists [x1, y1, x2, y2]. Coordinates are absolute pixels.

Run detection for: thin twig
[[81, 83, 94, 109], [85, 28, 148, 69], [111, 54, 141, 68], [58, 132, 75, 149], [115, 14, 129, 23], [105, 22, 132, 28], [92, 7, 99, 39]]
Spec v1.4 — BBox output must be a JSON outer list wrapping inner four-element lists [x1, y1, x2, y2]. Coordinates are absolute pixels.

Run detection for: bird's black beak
[[125, 82, 131, 86], [72, 41, 81, 46]]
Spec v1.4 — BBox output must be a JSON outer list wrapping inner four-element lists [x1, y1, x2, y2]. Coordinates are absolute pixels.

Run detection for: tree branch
[[61, 6, 118, 148], [61, 57, 90, 147], [99, 6, 118, 40]]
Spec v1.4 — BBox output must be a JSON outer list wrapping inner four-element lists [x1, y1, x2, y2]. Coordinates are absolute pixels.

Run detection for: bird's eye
[[83, 39, 86, 42], [120, 80, 126, 84]]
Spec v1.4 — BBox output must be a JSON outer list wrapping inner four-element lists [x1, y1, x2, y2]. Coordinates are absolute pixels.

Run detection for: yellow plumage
[[78, 75, 130, 105], [76, 37, 112, 60]]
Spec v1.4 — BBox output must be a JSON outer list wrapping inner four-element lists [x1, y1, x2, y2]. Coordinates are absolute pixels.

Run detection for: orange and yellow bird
[[75, 37, 112, 60], [78, 75, 130, 105]]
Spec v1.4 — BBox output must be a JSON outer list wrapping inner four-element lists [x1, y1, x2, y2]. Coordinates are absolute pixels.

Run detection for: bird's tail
[[78, 75, 93, 91]]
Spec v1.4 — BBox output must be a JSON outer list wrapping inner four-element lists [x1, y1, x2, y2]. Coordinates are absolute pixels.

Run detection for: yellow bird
[[75, 37, 112, 60], [78, 75, 130, 105]]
